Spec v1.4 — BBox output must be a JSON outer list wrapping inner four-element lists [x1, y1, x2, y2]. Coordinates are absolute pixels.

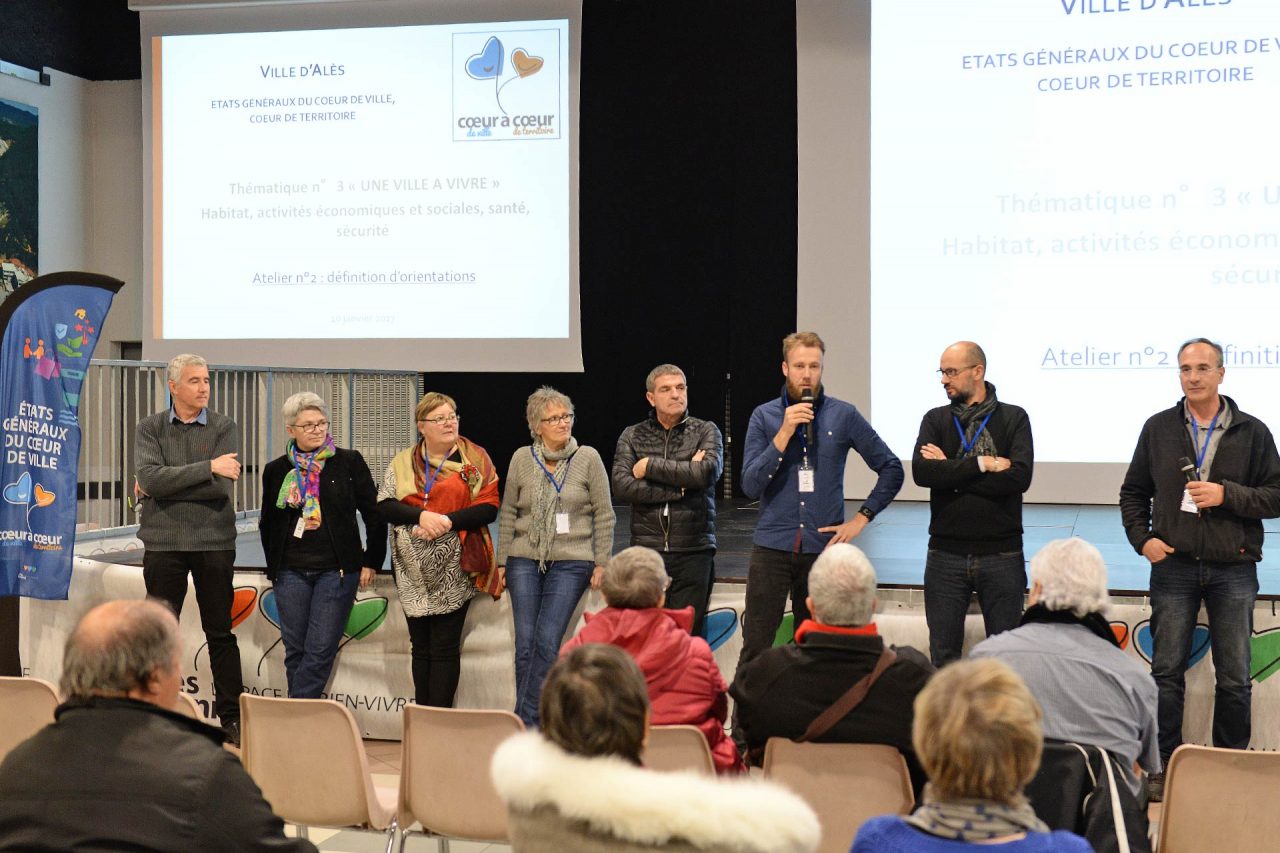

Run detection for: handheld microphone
[[1178, 456, 1196, 483], [800, 388, 815, 449]]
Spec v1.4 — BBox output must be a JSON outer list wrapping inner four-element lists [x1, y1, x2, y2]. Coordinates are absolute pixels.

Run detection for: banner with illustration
[[0, 272, 121, 598]]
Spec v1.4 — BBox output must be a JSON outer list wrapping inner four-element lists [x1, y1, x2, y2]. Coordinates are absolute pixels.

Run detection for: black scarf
[[1019, 603, 1120, 648]]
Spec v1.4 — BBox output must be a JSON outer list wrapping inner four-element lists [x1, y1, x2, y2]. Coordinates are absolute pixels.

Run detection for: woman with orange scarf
[[378, 391, 501, 707]]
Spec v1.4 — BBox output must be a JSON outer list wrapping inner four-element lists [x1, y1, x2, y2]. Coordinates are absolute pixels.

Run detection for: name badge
[[798, 468, 815, 493], [1180, 487, 1199, 515], [556, 512, 571, 534], [293, 518, 306, 538]]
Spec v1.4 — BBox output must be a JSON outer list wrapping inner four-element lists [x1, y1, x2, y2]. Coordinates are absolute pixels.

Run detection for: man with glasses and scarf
[[913, 341, 1034, 667]]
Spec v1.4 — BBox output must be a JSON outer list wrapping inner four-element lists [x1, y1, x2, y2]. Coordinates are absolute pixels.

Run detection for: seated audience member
[[561, 546, 742, 773], [853, 659, 1091, 852], [491, 644, 820, 852], [0, 600, 317, 853], [970, 537, 1159, 798], [729, 543, 933, 794]]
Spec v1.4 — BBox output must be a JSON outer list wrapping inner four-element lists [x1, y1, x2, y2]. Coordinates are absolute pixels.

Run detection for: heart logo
[[259, 588, 281, 630], [702, 608, 739, 652], [511, 49, 543, 78], [1134, 620, 1211, 668], [1110, 621, 1130, 650], [343, 597, 388, 641], [32, 484, 55, 507], [3, 472, 32, 505], [1249, 629, 1280, 683], [465, 36, 504, 80], [230, 587, 258, 628]]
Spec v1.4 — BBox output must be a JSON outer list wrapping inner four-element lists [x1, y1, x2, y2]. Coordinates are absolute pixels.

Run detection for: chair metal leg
[[382, 818, 398, 853], [398, 826, 417, 853], [297, 824, 309, 840], [439, 837, 449, 853]]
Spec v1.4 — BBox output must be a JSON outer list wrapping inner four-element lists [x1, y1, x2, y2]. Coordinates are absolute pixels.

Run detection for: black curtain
[[430, 0, 798, 493]]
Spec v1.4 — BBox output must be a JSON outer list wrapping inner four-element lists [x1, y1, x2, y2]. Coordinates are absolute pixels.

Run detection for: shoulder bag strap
[[798, 647, 897, 743]]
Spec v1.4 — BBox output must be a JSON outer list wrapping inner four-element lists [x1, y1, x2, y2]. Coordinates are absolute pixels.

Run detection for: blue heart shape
[[259, 589, 281, 629], [465, 36, 504, 80], [702, 609, 739, 652], [3, 472, 32, 505], [1135, 621, 1211, 668]]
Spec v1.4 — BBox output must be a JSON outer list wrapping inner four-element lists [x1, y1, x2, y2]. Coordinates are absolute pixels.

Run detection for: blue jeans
[[273, 568, 360, 699], [924, 549, 1026, 666], [506, 557, 593, 726], [1150, 555, 1257, 759]]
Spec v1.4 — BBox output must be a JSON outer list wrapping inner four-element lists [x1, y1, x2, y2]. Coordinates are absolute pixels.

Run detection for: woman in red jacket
[[561, 546, 743, 773]]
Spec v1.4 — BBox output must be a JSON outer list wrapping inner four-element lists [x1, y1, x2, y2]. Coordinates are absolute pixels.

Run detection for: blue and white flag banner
[[0, 272, 121, 599]]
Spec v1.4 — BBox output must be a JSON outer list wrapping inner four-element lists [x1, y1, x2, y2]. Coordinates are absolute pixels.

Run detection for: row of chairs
[[3, 676, 1279, 851]]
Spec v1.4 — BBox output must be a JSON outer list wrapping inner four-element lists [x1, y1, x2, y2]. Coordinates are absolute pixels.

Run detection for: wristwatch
[[858, 507, 875, 522]]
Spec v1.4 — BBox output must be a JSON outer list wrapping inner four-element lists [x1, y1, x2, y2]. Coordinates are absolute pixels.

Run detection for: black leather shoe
[[222, 720, 241, 748]]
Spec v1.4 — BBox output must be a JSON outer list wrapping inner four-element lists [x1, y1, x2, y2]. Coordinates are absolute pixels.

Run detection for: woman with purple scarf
[[259, 391, 387, 698]]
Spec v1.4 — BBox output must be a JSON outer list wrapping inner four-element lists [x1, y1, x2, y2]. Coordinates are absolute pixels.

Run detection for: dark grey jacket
[[612, 412, 723, 552], [0, 697, 316, 852], [1120, 396, 1280, 563]]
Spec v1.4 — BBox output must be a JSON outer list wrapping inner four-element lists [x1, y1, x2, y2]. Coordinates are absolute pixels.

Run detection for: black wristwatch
[[858, 507, 875, 522]]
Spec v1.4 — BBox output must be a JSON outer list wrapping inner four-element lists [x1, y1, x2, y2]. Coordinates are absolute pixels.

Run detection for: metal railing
[[76, 360, 422, 531]]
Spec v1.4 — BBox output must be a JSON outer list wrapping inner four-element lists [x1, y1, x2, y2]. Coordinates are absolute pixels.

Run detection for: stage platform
[[86, 500, 1280, 597]]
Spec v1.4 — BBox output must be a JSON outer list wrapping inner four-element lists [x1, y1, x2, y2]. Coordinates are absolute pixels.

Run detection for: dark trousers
[[737, 545, 819, 668], [923, 548, 1026, 666], [1150, 555, 1257, 759], [143, 549, 243, 724], [661, 549, 716, 637], [404, 599, 472, 708]]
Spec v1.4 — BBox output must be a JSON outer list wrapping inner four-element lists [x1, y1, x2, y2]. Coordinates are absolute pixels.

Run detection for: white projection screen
[[135, 0, 583, 372], [798, 0, 1280, 504]]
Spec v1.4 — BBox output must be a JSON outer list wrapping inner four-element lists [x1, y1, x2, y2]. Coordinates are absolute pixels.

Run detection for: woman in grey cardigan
[[497, 386, 615, 726]]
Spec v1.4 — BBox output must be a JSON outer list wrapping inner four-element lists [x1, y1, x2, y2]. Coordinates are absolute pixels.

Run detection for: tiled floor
[[286, 739, 512, 852]]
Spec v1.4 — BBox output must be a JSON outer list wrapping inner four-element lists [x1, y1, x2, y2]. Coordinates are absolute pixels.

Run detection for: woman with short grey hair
[[259, 391, 386, 698], [498, 385, 615, 727]]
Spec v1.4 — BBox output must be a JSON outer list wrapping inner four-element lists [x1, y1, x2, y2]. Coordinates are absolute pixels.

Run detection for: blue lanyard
[[531, 446, 574, 494], [1191, 409, 1222, 476], [953, 411, 995, 455], [421, 450, 450, 500]]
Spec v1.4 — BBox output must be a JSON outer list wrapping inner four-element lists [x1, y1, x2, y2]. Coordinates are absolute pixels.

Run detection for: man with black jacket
[[612, 364, 723, 636], [913, 341, 1034, 666], [1120, 337, 1280, 781], [0, 599, 315, 852]]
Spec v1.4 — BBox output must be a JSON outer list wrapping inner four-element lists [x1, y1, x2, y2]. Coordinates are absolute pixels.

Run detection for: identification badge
[[798, 468, 815, 493], [1180, 487, 1199, 515], [293, 518, 306, 538], [556, 512, 571, 534]]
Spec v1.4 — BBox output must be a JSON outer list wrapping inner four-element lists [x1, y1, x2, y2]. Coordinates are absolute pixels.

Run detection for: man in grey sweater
[[135, 353, 244, 745]]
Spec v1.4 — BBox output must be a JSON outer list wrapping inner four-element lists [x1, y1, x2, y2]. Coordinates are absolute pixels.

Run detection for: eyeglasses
[[1179, 365, 1220, 375], [418, 414, 460, 425], [541, 413, 575, 425], [291, 420, 328, 433], [936, 365, 977, 379]]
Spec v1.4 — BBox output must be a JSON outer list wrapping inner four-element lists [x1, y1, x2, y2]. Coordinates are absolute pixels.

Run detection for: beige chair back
[[0, 677, 58, 762], [642, 724, 716, 775], [398, 705, 523, 846], [1156, 744, 1280, 852], [240, 693, 394, 831], [172, 691, 202, 719], [763, 739, 914, 853]]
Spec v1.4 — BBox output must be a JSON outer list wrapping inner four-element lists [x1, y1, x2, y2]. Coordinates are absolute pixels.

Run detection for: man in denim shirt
[[736, 331, 903, 669]]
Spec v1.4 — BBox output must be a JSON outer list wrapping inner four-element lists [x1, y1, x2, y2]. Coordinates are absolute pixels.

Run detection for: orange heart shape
[[512, 49, 543, 78], [33, 484, 55, 507]]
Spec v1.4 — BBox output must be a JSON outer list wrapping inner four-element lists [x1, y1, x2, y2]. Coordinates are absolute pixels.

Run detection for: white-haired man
[[0, 600, 315, 851], [134, 353, 244, 745], [971, 537, 1159, 798], [729, 543, 932, 794]]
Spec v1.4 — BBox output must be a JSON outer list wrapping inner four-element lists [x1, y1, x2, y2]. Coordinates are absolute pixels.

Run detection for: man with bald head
[[913, 341, 1034, 666], [0, 600, 315, 852]]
